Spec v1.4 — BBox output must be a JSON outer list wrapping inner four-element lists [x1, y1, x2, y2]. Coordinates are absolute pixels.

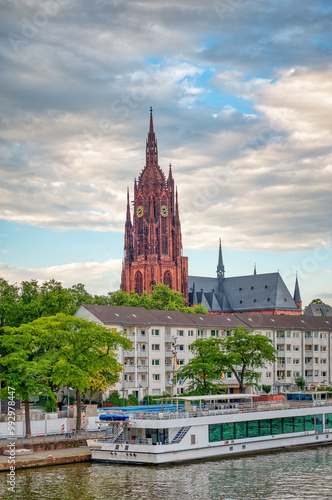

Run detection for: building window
[[314, 371, 319, 377], [314, 345, 319, 351], [198, 330, 204, 337], [321, 371, 327, 377], [286, 331, 291, 338], [314, 332, 319, 338], [286, 371, 292, 377], [211, 330, 219, 337], [305, 358, 313, 364], [152, 359, 160, 366], [266, 372, 272, 378], [277, 331, 285, 338], [293, 346, 300, 351], [152, 374, 160, 381], [305, 331, 312, 339], [314, 357, 319, 364], [141, 330, 145, 335], [293, 359, 300, 365], [321, 346, 327, 352], [305, 370, 313, 377], [134, 270, 143, 295], [293, 371, 300, 378], [178, 359, 185, 366], [152, 329, 159, 336], [177, 345, 184, 351], [321, 359, 327, 364], [188, 330, 194, 337], [286, 345, 291, 351], [286, 358, 292, 365], [293, 332, 300, 338], [277, 344, 285, 351], [177, 330, 184, 337], [152, 344, 160, 351], [320, 333, 327, 339], [163, 270, 172, 289]]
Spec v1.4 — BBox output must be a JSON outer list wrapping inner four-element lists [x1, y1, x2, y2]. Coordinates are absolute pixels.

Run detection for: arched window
[[135, 270, 143, 295], [163, 270, 172, 290]]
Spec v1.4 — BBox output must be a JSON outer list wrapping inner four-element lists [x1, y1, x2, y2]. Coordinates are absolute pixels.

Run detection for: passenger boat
[[87, 393, 332, 465]]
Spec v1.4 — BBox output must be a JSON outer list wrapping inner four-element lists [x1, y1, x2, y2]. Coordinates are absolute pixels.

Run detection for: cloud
[[0, 258, 122, 295]]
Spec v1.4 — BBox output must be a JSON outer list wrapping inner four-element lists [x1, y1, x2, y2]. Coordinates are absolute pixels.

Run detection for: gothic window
[[135, 271, 143, 295], [163, 270, 172, 290]]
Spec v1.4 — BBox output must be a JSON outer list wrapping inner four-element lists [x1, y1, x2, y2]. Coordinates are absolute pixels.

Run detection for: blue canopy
[[99, 414, 129, 421]]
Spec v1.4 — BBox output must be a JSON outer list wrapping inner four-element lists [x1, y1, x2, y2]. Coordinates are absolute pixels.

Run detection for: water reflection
[[1, 447, 332, 499]]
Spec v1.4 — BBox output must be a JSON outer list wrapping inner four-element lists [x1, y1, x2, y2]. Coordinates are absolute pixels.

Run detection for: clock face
[[160, 205, 168, 217], [136, 206, 143, 218]]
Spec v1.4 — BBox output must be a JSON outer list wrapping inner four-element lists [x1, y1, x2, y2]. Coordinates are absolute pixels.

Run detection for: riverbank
[[0, 439, 92, 471]]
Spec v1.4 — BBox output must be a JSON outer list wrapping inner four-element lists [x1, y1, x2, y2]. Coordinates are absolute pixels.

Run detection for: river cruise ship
[[87, 393, 332, 465]]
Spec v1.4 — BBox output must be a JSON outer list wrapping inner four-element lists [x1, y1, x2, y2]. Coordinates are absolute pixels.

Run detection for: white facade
[[75, 305, 332, 401]]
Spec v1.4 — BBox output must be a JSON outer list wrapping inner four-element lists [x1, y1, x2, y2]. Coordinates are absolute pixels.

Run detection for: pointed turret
[[293, 274, 302, 310], [126, 188, 131, 223], [146, 106, 158, 167], [254, 263, 257, 275], [217, 238, 225, 279]]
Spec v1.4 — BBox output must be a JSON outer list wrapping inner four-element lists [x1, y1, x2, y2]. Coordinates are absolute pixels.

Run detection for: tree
[[0, 316, 60, 436], [45, 314, 132, 430], [0, 314, 132, 434], [0, 279, 20, 328], [222, 327, 277, 393], [294, 375, 306, 391], [180, 338, 228, 395], [262, 384, 271, 394]]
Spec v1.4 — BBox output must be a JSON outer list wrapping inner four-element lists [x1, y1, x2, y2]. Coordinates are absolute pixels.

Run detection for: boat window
[[235, 421, 247, 440], [260, 419, 271, 437], [325, 414, 332, 429], [294, 416, 305, 433], [222, 423, 235, 441], [283, 417, 294, 434], [304, 415, 315, 431], [248, 420, 259, 438], [272, 418, 282, 435], [191, 435, 196, 445]]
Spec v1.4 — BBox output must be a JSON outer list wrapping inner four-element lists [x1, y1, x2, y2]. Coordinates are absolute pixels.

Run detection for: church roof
[[303, 302, 332, 317], [189, 272, 299, 313]]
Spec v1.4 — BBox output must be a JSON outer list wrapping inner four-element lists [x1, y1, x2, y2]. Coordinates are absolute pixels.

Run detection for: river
[[1, 446, 332, 499]]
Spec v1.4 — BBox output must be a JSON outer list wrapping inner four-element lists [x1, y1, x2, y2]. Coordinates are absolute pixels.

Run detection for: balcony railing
[[123, 381, 137, 388]]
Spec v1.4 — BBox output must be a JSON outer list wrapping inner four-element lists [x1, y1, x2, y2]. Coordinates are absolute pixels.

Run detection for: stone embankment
[[0, 439, 92, 471]]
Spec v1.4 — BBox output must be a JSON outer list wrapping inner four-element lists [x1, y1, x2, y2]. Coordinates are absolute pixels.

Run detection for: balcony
[[165, 336, 176, 343], [136, 335, 147, 342], [136, 350, 148, 357], [138, 381, 148, 388], [123, 381, 137, 388], [124, 365, 136, 372], [277, 363, 286, 369], [165, 350, 174, 358]]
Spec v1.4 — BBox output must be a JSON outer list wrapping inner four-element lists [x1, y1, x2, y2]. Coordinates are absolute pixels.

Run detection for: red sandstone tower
[[120, 108, 188, 301]]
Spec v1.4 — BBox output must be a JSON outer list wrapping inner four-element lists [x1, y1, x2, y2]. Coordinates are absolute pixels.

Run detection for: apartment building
[[75, 305, 332, 401]]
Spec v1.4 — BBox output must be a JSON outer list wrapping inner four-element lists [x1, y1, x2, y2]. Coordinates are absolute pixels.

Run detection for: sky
[[0, 0, 331, 307]]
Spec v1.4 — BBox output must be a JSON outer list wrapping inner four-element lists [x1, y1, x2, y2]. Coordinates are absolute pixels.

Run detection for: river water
[[1, 446, 332, 500]]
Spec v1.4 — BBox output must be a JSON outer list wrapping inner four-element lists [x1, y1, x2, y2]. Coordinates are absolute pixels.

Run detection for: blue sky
[[0, 0, 331, 306]]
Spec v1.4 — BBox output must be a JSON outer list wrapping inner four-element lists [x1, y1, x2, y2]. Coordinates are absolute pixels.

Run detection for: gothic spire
[[254, 263, 257, 275], [126, 187, 131, 222], [146, 106, 158, 167], [293, 273, 302, 305], [217, 238, 225, 279]]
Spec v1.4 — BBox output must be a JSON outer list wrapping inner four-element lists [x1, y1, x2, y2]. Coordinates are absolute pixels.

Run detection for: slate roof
[[189, 272, 299, 313], [76, 305, 332, 331], [303, 303, 332, 317], [236, 313, 332, 331]]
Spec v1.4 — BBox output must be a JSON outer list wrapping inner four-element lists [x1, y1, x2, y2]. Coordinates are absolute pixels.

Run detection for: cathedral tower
[[120, 108, 188, 301]]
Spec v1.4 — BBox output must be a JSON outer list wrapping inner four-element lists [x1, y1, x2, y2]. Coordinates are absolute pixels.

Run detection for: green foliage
[[0, 313, 132, 434], [106, 390, 125, 406], [181, 327, 277, 395], [262, 384, 271, 394], [294, 375, 306, 390], [128, 394, 139, 406], [0, 278, 208, 329], [180, 338, 228, 395], [222, 327, 277, 393]]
